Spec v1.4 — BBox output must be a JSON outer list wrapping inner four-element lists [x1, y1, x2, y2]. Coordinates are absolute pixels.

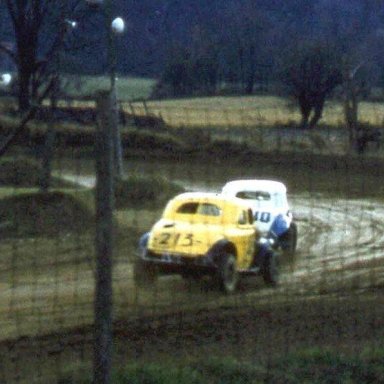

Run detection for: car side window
[[197, 203, 221, 216], [236, 191, 271, 201], [177, 202, 199, 214], [177, 202, 221, 216]]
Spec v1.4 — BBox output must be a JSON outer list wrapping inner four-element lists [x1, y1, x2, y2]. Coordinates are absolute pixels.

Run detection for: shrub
[[0, 191, 94, 237], [114, 174, 185, 209], [0, 157, 80, 188]]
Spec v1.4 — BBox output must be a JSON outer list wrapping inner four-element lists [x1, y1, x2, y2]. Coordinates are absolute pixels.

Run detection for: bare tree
[[0, 0, 83, 112], [281, 42, 342, 129]]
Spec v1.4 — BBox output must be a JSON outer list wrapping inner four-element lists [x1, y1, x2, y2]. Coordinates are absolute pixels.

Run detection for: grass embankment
[[31, 293, 384, 383], [61, 349, 384, 383]]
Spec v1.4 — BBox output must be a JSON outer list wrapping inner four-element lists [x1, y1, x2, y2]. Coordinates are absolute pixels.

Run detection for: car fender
[[138, 232, 150, 258], [268, 214, 290, 239]]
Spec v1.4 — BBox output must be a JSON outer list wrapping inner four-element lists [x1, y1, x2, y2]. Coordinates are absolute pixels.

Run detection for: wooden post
[[94, 90, 114, 384], [111, 87, 124, 177]]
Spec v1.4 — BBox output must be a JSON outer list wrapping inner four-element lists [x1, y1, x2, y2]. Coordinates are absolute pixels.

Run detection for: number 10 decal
[[254, 211, 271, 223]]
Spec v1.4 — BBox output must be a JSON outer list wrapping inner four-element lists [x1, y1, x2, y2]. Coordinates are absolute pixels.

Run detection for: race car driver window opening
[[236, 191, 271, 201]]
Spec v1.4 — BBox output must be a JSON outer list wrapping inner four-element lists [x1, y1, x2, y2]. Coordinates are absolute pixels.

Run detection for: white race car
[[221, 179, 297, 255]]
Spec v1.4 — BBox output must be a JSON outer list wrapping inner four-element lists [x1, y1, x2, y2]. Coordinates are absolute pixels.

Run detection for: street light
[[85, 0, 125, 87], [0, 73, 12, 86], [111, 17, 125, 34]]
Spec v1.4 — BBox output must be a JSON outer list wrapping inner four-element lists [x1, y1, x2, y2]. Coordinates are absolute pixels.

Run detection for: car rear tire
[[216, 253, 239, 294], [133, 260, 158, 288], [262, 251, 279, 287]]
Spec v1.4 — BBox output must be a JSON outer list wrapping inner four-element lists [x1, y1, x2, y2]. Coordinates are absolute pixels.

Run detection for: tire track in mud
[[284, 195, 384, 292]]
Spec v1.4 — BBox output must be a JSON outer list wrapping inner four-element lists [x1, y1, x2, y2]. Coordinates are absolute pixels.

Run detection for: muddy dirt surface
[[286, 194, 384, 289]]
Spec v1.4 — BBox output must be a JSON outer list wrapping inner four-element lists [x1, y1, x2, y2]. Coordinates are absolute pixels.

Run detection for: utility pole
[[94, 90, 114, 384], [88, 1, 125, 383]]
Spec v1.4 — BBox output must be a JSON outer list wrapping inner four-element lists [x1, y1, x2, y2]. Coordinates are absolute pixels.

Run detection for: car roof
[[222, 179, 287, 194], [170, 192, 252, 209]]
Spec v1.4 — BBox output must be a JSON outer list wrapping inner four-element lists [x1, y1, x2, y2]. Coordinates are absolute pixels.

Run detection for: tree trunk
[[245, 45, 256, 95], [299, 98, 311, 129], [308, 98, 325, 129], [344, 77, 359, 152], [18, 66, 32, 112]]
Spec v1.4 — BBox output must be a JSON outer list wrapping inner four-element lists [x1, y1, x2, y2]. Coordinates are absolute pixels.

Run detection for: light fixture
[[111, 17, 125, 34], [0, 73, 12, 86]]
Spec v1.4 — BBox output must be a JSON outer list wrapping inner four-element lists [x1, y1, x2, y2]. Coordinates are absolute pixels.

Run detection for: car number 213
[[254, 211, 271, 223], [158, 233, 194, 246]]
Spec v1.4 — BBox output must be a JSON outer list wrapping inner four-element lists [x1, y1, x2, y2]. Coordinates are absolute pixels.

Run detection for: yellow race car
[[134, 192, 279, 293]]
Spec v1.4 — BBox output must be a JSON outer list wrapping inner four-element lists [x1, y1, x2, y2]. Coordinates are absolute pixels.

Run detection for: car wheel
[[280, 221, 298, 256], [133, 260, 157, 288], [216, 253, 239, 294], [262, 251, 279, 287]]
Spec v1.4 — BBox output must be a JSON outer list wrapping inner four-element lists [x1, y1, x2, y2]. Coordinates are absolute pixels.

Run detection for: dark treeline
[[115, 0, 384, 95], [1, 0, 384, 97]]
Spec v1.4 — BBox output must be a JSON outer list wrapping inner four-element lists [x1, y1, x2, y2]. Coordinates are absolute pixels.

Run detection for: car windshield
[[236, 191, 271, 201], [176, 202, 222, 217]]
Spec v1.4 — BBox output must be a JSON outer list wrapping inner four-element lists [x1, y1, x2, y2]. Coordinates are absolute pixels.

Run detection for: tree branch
[[0, 42, 16, 62], [0, 78, 55, 157]]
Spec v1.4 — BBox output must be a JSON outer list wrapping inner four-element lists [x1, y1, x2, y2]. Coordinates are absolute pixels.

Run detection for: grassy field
[[127, 95, 384, 129], [2, 76, 384, 160], [62, 75, 156, 101], [18, 74, 383, 129], [3, 75, 384, 129]]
